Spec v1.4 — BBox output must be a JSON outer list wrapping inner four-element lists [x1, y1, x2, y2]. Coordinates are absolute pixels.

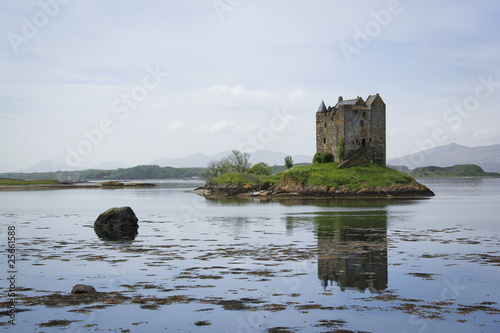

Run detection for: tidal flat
[[0, 178, 499, 332]]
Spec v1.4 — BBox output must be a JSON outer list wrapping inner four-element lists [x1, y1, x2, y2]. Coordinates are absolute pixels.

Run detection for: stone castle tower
[[316, 94, 386, 166]]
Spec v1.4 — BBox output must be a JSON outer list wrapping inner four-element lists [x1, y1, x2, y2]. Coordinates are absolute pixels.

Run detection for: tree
[[202, 158, 231, 181], [247, 162, 272, 176], [228, 150, 251, 173], [284, 155, 294, 169]]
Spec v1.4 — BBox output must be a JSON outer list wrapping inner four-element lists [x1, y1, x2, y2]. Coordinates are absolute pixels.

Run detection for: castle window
[[324, 122, 327, 128], [362, 138, 367, 146], [355, 139, 358, 144], [323, 138, 326, 144], [360, 120, 364, 126]]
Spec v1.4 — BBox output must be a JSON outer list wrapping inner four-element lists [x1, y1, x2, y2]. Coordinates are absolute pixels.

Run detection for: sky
[[1, 0, 499, 172]]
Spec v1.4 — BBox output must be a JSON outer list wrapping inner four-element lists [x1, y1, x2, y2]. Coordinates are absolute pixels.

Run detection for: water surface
[[0, 178, 499, 332]]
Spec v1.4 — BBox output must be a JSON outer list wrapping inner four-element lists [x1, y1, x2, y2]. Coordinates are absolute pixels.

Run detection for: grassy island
[[411, 164, 500, 178], [203, 163, 433, 199], [0, 178, 61, 186]]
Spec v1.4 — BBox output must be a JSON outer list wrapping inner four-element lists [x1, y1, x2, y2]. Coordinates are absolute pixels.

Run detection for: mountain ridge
[[388, 143, 500, 172], [14, 151, 314, 173]]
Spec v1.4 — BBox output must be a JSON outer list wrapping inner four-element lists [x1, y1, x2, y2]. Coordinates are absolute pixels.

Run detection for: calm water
[[0, 178, 499, 332]]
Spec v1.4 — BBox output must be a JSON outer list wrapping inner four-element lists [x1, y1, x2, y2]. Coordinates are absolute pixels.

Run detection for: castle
[[316, 94, 386, 166]]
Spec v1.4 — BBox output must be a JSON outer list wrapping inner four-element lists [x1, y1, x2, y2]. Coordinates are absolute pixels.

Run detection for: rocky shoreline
[[198, 179, 434, 199]]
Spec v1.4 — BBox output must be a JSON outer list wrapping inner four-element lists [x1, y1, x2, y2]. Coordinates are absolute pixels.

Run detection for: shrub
[[313, 152, 334, 164], [284, 155, 294, 169], [313, 152, 322, 164], [322, 152, 333, 163], [247, 162, 272, 176]]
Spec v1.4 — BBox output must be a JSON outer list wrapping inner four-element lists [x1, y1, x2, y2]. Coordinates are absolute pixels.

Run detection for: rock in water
[[71, 284, 96, 294], [94, 206, 138, 241]]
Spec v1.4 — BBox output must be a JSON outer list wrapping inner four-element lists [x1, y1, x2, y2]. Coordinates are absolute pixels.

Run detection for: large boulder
[[71, 284, 97, 294], [94, 206, 138, 241]]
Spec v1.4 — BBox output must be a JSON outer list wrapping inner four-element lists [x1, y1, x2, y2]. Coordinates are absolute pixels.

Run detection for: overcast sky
[[1, 0, 499, 172]]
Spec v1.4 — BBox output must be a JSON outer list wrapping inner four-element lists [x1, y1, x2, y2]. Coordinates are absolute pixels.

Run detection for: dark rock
[[94, 206, 138, 241], [94, 226, 138, 241], [71, 284, 96, 294]]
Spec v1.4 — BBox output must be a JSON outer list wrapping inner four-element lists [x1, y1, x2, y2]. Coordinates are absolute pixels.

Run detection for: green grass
[[0, 178, 61, 186], [209, 172, 280, 185], [285, 163, 414, 189], [208, 163, 415, 189]]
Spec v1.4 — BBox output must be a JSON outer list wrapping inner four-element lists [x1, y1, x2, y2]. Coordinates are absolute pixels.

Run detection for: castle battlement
[[316, 94, 386, 166]]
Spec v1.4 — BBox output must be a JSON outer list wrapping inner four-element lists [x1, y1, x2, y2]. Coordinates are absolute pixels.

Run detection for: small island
[[411, 164, 500, 178], [200, 161, 434, 199], [200, 94, 434, 199]]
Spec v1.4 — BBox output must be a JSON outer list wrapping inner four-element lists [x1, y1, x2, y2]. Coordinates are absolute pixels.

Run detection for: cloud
[[473, 126, 499, 139], [165, 120, 183, 134], [245, 123, 262, 132], [195, 85, 277, 101], [1, 1, 499, 171], [210, 119, 237, 134], [193, 119, 237, 134]]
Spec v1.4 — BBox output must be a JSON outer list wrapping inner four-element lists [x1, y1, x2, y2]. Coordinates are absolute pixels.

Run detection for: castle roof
[[366, 93, 384, 106], [338, 99, 358, 106], [335, 96, 366, 108], [317, 100, 328, 113], [366, 95, 377, 105]]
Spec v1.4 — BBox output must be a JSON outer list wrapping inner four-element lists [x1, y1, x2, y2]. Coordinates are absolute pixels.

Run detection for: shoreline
[[0, 183, 156, 191], [195, 181, 435, 200]]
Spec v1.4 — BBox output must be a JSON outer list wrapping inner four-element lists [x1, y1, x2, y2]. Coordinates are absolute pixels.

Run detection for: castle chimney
[[338, 96, 343, 102]]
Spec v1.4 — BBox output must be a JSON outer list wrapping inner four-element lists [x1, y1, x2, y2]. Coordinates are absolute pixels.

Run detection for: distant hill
[[1, 165, 205, 181], [15, 151, 313, 174], [411, 164, 500, 178], [388, 143, 500, 172], [149, 150, 313, 168], [92, 161, 132, 170]]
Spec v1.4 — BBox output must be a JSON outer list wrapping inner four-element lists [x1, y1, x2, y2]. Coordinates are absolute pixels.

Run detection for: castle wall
[[343, 107, 371, 161], [316, 109, 344, 162], [369, 100, 386, 165]]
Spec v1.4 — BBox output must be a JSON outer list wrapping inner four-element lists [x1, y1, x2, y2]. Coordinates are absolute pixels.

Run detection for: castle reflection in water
[[315, 210, 388, 293]]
